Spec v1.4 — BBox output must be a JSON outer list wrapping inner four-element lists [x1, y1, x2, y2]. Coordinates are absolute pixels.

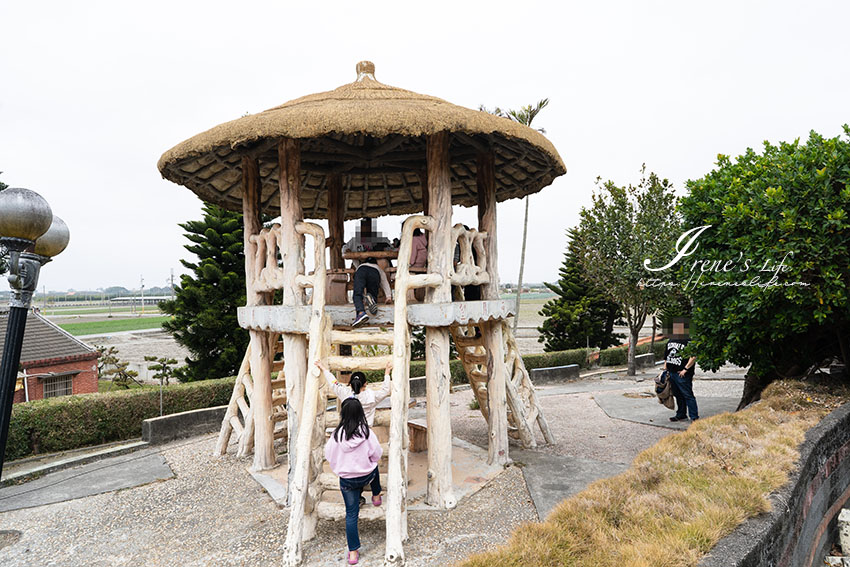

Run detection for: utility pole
[[140, 275, 145, 316], [170, 269, 175, 301]]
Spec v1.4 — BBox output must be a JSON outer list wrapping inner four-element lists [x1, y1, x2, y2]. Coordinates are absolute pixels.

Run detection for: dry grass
[[458, 379, 850, 567]]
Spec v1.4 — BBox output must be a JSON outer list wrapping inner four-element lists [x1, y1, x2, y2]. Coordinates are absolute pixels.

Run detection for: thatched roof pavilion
[[158, 61, 565, 219], [158, 61, 565, 567]]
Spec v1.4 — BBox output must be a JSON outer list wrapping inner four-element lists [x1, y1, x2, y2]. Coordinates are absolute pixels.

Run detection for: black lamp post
[[0, 188, 69, 478]]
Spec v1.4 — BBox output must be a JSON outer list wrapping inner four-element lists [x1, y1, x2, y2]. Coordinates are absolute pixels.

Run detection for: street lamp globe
[[0, 187, 53, 243], [33, 216, 70, 258]]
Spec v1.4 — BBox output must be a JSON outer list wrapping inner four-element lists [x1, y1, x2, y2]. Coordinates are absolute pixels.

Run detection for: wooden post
[[283, 222, 329, 565], [328, 174, 344, 270], [424, 132, 457, 508], [385, 214, 434, 565], [241, 156, 276, 471], [418, 168, 429, 215], [279, 139, 309, 497], [477, 151, 510, 466]]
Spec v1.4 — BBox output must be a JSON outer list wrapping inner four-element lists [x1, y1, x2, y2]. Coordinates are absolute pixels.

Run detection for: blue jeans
[[339, 467, 382, 551], [669, 370, 699, 420]]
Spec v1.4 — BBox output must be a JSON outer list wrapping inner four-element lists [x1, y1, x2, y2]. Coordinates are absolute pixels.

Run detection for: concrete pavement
[[0, 448, 173, 513]]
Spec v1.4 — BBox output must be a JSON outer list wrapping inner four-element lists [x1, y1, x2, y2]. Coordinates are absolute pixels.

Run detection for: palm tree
[[479, 99, 550, 332]]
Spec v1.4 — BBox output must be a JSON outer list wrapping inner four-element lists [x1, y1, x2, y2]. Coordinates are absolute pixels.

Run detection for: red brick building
[[0, 309, 99, 403]]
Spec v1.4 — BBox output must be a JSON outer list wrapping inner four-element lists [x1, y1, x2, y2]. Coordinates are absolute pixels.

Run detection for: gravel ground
[[0, 433, 535, 567], [86, 330, 191, 383], [0, 370, 744, 566]]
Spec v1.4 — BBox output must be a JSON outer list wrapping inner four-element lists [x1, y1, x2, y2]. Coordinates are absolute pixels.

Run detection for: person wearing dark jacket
[[664, 318, 698, 422]]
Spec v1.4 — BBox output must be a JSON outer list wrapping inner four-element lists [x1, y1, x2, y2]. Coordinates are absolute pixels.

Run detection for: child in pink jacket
[[324, 396, 383, 565]]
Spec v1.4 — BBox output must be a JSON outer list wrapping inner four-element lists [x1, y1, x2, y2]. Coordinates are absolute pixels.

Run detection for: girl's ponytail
[[349, 372, 366, 395]]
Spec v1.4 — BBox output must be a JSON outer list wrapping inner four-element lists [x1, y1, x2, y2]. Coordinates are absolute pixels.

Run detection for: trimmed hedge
[[598, 340, 668, 367], [363, 343, 656, 385], [6, 377, 235, 462], [8, 340, 670, 462]]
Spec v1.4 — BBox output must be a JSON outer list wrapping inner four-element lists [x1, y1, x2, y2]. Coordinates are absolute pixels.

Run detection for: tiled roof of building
[[0, 308, 96, 365]]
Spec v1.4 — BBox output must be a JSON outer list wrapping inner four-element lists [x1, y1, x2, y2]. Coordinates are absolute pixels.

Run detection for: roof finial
[[356, 61, 375, 82]]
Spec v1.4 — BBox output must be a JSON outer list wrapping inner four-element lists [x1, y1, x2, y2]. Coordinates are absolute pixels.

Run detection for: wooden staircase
[[215, 333, 288, 457], [450, 321, 554, 448]]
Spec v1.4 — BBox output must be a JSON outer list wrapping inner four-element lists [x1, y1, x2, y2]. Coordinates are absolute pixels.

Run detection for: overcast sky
[[1, 0, 848, 293]]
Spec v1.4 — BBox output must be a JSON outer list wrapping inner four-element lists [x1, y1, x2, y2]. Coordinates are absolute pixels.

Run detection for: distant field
[[500, 294, 554, 329], [43, 306, 162, 316], [59, 316, 172, 336]]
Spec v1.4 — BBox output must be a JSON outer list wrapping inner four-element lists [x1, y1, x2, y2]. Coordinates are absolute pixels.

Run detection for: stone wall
[[701, 403, 850, 567]]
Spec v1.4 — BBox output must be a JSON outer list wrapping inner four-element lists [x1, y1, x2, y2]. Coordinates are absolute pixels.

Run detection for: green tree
[[680, 127, 850, 408], [576, 166, 680, 375], [145, 355, 178, 386], [95, 345, 120, 377], [480, 99, 550, 331], [104, 361, 141, 389], [538, 228, 624, 351], [160, 204, 248, 382]]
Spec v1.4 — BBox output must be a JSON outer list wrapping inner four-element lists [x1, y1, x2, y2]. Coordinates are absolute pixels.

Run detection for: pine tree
[[160, 204, 248, 382], [538, 228, 624, 351]]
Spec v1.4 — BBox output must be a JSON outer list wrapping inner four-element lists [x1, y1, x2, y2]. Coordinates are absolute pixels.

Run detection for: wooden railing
[[250, 223, 286, 293], [450, 223, 489, 288]]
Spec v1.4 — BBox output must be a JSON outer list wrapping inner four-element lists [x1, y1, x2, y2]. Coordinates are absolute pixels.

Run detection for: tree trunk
[[650, 315, 656, 352], [513, 195, 530, 332], [737, 370, 775, 410], [627, 326, 637, 376]]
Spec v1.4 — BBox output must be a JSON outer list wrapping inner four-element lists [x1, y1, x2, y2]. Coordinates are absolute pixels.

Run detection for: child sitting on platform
[[316, 359, 392, 427], [324, 396, 383, 566]]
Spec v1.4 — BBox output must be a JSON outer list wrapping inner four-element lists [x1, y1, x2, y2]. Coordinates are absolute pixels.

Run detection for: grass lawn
[[44, 306, 161, 316], [59, 316, 172, 336], [459, 378, 850, 567]]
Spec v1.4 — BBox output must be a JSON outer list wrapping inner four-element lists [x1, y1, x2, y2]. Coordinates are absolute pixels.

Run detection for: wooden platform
[[237, 299, 516, 333]]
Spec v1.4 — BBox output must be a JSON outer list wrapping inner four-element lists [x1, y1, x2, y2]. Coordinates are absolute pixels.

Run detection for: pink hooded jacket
[[324, 428, 383, 479]]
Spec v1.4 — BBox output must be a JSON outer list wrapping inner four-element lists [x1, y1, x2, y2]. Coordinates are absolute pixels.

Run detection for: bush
[[363, 347, 597, 387], [598, 340, 668, 367], [6, 377, 235, 462]]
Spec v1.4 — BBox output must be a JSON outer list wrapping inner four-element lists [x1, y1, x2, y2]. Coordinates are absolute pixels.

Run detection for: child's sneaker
[[352, 312, 369, 327], [364, 293, 378, 315]]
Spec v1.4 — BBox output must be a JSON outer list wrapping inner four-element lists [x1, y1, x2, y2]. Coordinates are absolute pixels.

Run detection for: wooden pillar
[[477, 151, 510, 466], [424, 132, 457, 509], [418, 168, 429, 215], [279, 139, 308, 498], [242, 156, 276, 471], [327, 174, 344, 270]]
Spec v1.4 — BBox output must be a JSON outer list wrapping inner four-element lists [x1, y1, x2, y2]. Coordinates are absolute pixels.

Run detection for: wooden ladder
[[450, 320, 554, 448], [282, 216, 441, 566], [315, 327, 395, 522], [214, 333, 288, 457]]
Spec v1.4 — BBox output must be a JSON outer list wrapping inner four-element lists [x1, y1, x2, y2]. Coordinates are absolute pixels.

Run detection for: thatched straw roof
[[158, 61, 566, 219]]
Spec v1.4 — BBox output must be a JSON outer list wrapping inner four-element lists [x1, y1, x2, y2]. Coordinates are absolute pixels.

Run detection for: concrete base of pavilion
[[248, 436, 503, 512]]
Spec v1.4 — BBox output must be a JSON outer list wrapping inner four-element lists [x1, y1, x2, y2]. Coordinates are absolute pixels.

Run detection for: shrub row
[[598, 339, 668, 367], [6, 378, 235, 462], [7, 340, 670, 462], [363, 340, 669, 384]]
